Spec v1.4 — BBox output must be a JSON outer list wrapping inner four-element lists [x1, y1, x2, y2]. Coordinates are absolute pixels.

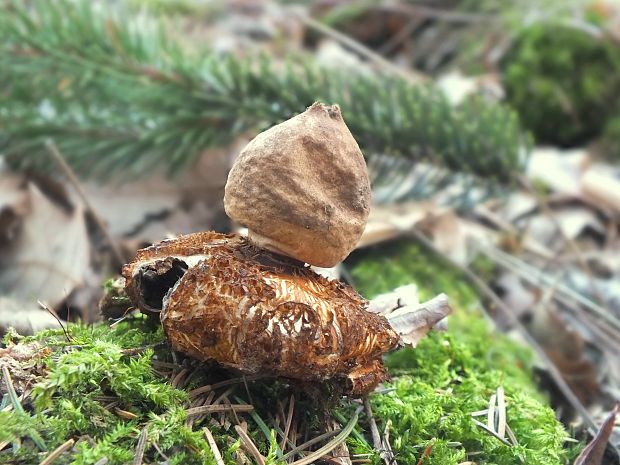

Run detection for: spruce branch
[[0, 0, 528, 184]]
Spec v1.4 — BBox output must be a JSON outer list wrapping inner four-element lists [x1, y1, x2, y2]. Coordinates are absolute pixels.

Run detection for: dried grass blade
[[204, 427, 226, 465], [39, 439, 74, 465], [186, 404, 253, 417], [496, 387, 506, 439], [287, 406, 362, 465]]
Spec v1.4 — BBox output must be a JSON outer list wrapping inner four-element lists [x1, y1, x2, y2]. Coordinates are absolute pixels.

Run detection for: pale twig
[[282, 430, 340, 461], [287, 407, 362, 465], [363, 398, 382, 452], [132, 428, 148, 465], [405, 228, 598, 431], [293, 11, 426, 85], [45, 139, 125, 267], [39, 439, 75, 465], [37, 300, 72, 342], [187, 374, 263, 399], [204, 427, 226, 465], [497, 387, 506, 439], [519, 175, 607, 308], [186, 404, 253, 417], [235, 425, 266, 465], [478, 245, 620, 334], [363, 397, 393, 465]]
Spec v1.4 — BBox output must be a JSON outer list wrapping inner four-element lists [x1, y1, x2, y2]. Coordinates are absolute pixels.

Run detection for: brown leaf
[[573, 405, 618, 465], [0, 297, 62, 335], [0, 183, 90, 307]]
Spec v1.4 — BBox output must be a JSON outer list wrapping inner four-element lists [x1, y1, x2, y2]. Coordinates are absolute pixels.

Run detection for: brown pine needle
[[235, 425, 266, 465], [132, 428, 148, 465], [204, 427, 226, 465], [39, 439, 75, 465], [186, 404, 253, 418]]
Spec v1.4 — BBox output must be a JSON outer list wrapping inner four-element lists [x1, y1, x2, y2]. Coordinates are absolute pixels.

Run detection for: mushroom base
[[122, 231, 400, 395]]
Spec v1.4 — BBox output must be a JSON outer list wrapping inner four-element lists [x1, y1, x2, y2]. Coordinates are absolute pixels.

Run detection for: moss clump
[[0, 240, 576, 465], [601, 115, 620, 160], [347, 239, 574, 465], [502, 23, 620, 147]]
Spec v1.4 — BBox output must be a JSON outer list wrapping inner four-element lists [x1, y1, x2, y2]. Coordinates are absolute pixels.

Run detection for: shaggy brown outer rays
[[123, 232, 400, 395]]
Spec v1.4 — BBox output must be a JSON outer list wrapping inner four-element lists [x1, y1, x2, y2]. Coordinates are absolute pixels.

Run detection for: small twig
[[405, 227, 598, 431], [187, 374, 263, 399], [37, 300, 72, 342], [293, 11, 426, 85], [132, 428, 148, 465], [186, 404, 254, 418], [93, 457, 109, 465], [235, 425, 266, 465], [204, 427, 226, 465], [213, 386, 236, 406], [152, 441, 170, 462], [362, 398, 384, 458], [170, 368, 189, 389], [45, 139, 126, 267], [39, 439, 75, 465], [281, 430, 340, 461]]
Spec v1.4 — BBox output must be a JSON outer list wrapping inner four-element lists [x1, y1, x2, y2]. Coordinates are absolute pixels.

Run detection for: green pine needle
[[0, 0, 528, 186]]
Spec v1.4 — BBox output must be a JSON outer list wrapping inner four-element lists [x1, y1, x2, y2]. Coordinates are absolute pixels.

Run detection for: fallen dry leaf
[[581, 168, 620, 216], [0, 297, 61, 335], [0, 183, 90, 307], [0, 172, 29, 243], [0, 340, 51, 394], [573, 405, 618, 465]]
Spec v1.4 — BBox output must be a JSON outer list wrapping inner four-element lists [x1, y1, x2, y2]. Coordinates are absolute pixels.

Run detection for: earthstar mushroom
[[119, 102, 451, 395]]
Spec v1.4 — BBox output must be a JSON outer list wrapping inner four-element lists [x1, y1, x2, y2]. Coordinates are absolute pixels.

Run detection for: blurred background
[[1, 0, 620, 460]]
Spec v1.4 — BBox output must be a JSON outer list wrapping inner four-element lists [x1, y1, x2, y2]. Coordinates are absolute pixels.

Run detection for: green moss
[[601, 114, 620, 160], [347, 239, 573, 465], [0, 240, 576, 464], [502, 23, 620, 147]]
